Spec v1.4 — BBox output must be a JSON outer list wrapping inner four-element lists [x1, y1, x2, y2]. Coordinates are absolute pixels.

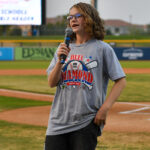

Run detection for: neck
[[75, 32, 91, 45]]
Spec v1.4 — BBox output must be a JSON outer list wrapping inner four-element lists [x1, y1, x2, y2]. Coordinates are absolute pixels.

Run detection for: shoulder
[[94, 39, 113, 52]]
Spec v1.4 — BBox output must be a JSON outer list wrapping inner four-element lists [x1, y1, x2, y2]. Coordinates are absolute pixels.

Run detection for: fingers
[[93, 106, 108, 126], [57, 43, 71, 59], [94, 117, 106, 126], [60, 43, 70, 53]]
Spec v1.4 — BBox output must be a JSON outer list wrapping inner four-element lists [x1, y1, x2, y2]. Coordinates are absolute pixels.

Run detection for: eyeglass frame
[[67, 13, 83, 21]]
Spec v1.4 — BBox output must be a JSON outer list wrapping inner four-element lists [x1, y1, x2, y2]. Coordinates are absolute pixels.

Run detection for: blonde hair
[[68, 2, 105, 41]]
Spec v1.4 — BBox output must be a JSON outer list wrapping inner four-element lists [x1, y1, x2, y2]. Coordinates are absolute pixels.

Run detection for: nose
[[70, 16, 77, 23], [72, 16, 76, 21]]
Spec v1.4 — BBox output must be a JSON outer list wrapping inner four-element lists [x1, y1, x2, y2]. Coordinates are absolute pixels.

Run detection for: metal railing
[[0, 39, 150, 47]]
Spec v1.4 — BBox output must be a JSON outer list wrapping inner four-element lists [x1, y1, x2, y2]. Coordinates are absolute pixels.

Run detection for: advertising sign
[[15, 47, 56, 60], [114, 47, 150, 60], [0, 47, 14, 60], [0, 0, 42, 25]]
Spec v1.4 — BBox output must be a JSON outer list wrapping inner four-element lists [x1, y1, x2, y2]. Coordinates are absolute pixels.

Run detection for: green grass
[[1, 34, 150, 40], [0, 60, 50, 69], [0, 60, 150, 102], [0, 56, 149, 150], [105, 34, 150, 40], [0, 120, 47, 150], [120, 60, 150, 68], [0, 120, 150, 150], [1, 35, 150, 48], [108, 74, 150, 102], [0, 35, 64, 40], [0, 74, 149, 102], [97, 131, 150, 150], [0, 96, 51, 112], [0, 60, 150, 69], [0, 75, 56, 95]]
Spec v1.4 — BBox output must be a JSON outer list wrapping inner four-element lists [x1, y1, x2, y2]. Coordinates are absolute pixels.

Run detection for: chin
[[72, 29, 80, 34]]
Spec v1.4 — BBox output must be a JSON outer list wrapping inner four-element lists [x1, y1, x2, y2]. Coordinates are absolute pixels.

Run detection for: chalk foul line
[[119, 106, 150, 114], [118, 102, 150, 121]]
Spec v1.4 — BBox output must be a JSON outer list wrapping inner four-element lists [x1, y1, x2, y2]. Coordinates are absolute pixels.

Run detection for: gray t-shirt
[[46, 39, 125, 135]]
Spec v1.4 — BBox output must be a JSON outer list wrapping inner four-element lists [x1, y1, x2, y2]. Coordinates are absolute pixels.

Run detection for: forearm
[[94, 77, 126, 125], [48, 60, 63, 87], [48, 43, 70, 88], [102, 77, 126, 111]]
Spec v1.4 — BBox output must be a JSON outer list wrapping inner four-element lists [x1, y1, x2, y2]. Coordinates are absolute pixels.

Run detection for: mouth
[[72, 24, 79, 28]]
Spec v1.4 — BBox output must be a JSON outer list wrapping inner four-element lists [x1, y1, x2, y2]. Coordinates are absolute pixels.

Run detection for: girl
[[45, 2, 126, 150]]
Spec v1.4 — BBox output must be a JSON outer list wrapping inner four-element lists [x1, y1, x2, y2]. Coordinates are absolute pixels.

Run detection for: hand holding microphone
[[59, 27, 73, 64], [57, 43, 70, 63]]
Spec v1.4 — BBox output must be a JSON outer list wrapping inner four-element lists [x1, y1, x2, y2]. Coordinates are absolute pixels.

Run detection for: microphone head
[[65, 27, 73, 37]]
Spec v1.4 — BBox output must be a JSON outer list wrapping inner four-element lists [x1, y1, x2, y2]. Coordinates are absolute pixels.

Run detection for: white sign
[[122, 48, 144, 60], [0, 0, 42, 25]]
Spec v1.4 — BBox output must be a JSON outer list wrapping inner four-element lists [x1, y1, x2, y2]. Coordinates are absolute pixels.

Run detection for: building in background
[[104, 19, 147, 36], [46, 17, 147, 36]]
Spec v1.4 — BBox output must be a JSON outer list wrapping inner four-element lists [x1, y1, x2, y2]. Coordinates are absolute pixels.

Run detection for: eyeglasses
[[67, 13, 82, 21]]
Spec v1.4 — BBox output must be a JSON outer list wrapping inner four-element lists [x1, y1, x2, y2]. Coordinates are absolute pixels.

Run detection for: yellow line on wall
[[0, 40, 64, 43], [0, 39, 150, 43]]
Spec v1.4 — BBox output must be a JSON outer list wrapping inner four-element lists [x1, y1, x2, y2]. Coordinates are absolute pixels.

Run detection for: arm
[[48, 43, 70, 88], [48, 60, 63, 88], [94, 77, 126, 126]]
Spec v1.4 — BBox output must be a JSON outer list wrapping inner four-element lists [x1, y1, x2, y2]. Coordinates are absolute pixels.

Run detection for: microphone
[[60, 27, 73, 64]]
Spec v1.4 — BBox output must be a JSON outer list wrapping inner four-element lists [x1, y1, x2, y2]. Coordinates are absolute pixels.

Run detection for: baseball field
[[0, 60, 150, 150]]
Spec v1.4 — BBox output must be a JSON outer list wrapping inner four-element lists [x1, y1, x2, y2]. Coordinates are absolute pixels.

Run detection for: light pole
[[91, 0, 97, 9]]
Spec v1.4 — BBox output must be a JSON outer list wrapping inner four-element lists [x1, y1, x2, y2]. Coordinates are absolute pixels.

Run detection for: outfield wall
[[0, 47, 56, 61], [0, 48, 14, 61], [0, 46, 150, 61], [114, 47, 150, 60], [15, 47, 56, 60]]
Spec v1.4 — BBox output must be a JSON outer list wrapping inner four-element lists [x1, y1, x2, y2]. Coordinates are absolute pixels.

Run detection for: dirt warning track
[[0, 68, 150, 75]]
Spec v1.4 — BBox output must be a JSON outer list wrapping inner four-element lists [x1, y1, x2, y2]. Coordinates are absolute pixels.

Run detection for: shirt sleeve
[[103, 44, 126, 81], [46, 50, 58, 76]]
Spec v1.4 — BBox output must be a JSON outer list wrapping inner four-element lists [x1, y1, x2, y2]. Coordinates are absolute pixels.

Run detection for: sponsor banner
[[15, 47, 57, 60], [0, 0, 42, 25], [114, 47, 150, 60], [0, 47, 14, 60]]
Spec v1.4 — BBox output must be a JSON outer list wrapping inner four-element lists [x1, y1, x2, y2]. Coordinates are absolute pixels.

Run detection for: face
[[68, 7, 85, 34]]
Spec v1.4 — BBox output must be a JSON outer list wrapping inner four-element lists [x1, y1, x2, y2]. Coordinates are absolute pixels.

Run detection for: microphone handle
[[60, 37, 70, 64]]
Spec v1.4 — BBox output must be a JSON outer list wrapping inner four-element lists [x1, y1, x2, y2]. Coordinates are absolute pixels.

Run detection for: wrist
[[100, 103, 111, 112], [56, 60, 63, 67]]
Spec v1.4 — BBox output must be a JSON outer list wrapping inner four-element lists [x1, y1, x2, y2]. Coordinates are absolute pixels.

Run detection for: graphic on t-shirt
[[61, 54, 98, 90]]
